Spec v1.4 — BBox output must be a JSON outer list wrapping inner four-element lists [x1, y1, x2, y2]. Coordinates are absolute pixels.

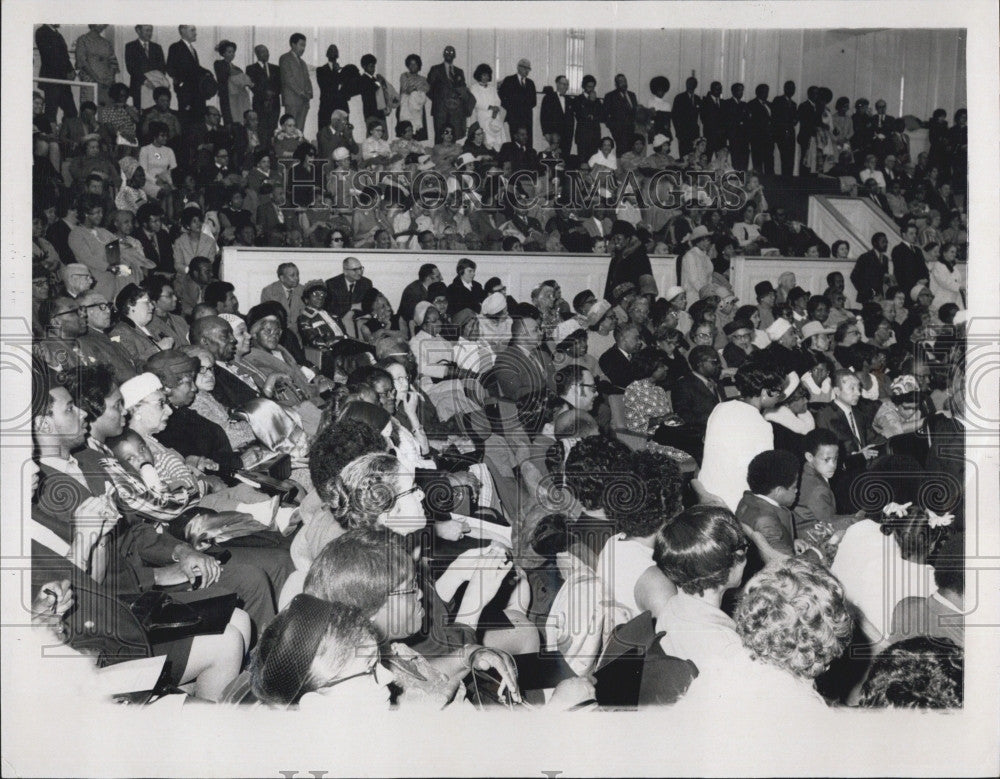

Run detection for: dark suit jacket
[[722, 97, 750, 146], [747, 98, 773, 143], [260, 280, 306, 328], [671, 91, 701, 139], [398, 279, 430, 323], [157, 405, 242, 477], [671, 373, 723, 429], [135, 228, 174, 276], [212, 364, 261, 410], [735, 491, 796, 556], [602, 89, 638, 135], [796, 100, 819, 146], [497, 141, 538, 175], [850, 249, 890, 303], [255, 201, 286, 245], [35, 24, 74, 78], [494, 345, 554, 402], [124, 39, 166, 107], [446, 278, 486, 317], [356, 73, 383, 120], [699, 94, 725, 148], [246, 61, 282, 113], [814, 400, 877, 461], [166, 39, 204, 112], [315, 63, 351, 125], [770, 95, 797, 134], [498, 74, 537, 132], [325, 273, 373, 318], [598, 346, 633, 391], [427, 63, 466, 115], [540, 91, 575, 142], [891, 242, 929, 294]]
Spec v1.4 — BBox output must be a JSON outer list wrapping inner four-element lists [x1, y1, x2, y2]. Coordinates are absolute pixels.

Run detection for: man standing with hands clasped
[[499, 58, 537, 149], [280, 33, 313, 130]]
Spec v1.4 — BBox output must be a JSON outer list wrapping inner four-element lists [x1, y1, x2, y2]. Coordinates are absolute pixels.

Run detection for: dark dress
[[573, 94, 604, 163]]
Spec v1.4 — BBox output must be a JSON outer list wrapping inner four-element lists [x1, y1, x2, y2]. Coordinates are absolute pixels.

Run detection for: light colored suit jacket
[[279, 51, 313, 104], [260, 280, 306, 331]]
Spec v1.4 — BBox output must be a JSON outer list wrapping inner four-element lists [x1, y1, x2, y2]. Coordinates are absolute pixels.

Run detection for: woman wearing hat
[[678, 225, 715, 301], [585, 299, 617, 364], [114, 156, 149, 215], [872, 375, 926, 439], [296, 281, 374, 382], [409, 302, 453, 392]]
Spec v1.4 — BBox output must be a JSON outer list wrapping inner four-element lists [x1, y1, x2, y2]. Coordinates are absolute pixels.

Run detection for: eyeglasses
[[578, 383, 597, 391], [197, 366, 214, 375], [82, 302, 110, 312], [55, 307, 81, 317], [377, 388, 397, 399], [345, 265, 364, 273], [389, 582, 420, 597], [331, 236, 345, 243], [394, 484, 421, 500]]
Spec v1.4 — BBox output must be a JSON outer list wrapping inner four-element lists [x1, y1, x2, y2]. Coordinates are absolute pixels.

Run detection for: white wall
[[37, 26, 967, 148]]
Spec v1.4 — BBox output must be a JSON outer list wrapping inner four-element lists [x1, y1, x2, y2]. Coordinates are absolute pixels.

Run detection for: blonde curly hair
[[735, 557, 853, 679]]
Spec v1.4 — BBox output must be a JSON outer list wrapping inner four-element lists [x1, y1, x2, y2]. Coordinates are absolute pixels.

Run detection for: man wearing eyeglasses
[[75, 291, 138, 384], [325, 256, 372, 319], [36, 297, 93, 376]]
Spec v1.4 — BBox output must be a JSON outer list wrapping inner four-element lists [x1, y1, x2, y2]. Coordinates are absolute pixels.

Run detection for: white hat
[[800, 321, 834, 340], [652, 133, 670, 149], [781, 372, 801, 399], [664, 285, 686, 302], [456, 152, 477, 168], [481, 292, 507, 317], [910, 281, 930, 301], [765, 318, 793, 342], [685, 225, 712, 243], [332, 146, 350, 161], [585, 299, 612, 327], [553, 318, 586, 344], [120, 372, 163, 410], [413, 301, 433, 327]]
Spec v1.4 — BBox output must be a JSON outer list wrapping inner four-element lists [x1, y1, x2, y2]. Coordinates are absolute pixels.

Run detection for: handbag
[[123, 590, 238, 643]]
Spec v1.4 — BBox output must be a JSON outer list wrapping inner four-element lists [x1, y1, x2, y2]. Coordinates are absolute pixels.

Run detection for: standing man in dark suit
[[672, 77, 702, 157], [540, 75, 575, 161], [166, 25, 206, 129], [315, 44, 350, 130], [124, 25, 166, 110], [796, 86, 820, 175], [325, 257, 372, 319], [748, 83, 774, 175], [868, 99, 895, 161], [771, 80, 797, 176], [279, 33, 313, 130], [35, 24, 77, 123], [722, 82, 750, 170], [247, 45, 282, 140], [426, 46, 467, 145], [499, 58, 538, 149], [699, 81, 725, 156], [603, 74, 638, 157], [850, 232, 891, 303], [891, 223, 929, 295]]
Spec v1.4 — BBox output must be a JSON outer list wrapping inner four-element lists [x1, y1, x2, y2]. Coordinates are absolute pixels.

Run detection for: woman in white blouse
[[927, 241, 965, 311], [469, 63, 507, 151]]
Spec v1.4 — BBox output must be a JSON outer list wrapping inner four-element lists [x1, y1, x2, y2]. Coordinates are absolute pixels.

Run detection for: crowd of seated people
[[28, 24, 968, 712]]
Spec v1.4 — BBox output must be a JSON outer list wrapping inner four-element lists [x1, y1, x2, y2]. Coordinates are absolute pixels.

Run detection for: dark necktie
[[142, 41, 149, 57], [189, 43, 198, 65], [847, 408, 862, 446], [348, 281, 355, 299]]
